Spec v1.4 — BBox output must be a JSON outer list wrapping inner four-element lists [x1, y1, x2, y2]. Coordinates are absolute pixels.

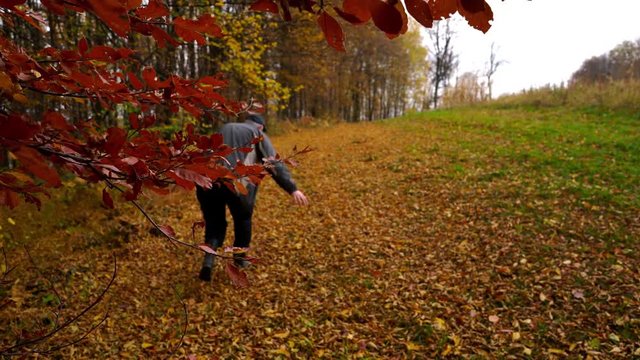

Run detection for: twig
[[34, 313, 109, 355], [1, 246, 8, 275], [1, 246, 18, 279], [22, 245, 65, 309], [0, 254, 117, 355], [169, 285, 188, 357]]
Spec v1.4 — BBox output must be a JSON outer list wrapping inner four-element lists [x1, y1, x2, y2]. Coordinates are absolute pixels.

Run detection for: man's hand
[[291, 190, 309, 206]]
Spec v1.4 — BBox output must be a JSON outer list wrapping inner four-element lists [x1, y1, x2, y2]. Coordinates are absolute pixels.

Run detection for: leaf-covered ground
[[1, 107, 639, 358]]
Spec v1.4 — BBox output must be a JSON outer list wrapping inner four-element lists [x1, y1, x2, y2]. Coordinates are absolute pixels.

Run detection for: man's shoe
[[199, 266, 212, 281], [233, 254, 251, 269]]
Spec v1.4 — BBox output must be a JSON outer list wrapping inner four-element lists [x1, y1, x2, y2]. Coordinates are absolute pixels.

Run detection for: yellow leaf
[[451, 334, 461, 347], [142, 343, 153, 349], [433, 317, 446, 331], [273, 330, 289, 339], [0, 71, 12, 92], [548, 348, 567, 355], [442, 344, 453, 356], [12, 93, 27, 104], [523, 347, 532, 356], [512, 332, 521, 341], [269, 347, 290, 356], [405, 342, 423, 351], [7, 218, 16, 225]]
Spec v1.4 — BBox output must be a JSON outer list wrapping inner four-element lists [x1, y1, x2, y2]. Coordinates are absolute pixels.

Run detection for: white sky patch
[[424, 0, 640, 97]]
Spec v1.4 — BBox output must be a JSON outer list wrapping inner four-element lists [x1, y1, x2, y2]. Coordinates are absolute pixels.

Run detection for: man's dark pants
[[196, 183, 257, 264]]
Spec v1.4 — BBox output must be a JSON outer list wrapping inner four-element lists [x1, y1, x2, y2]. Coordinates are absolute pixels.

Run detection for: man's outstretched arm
[[259, 135, 309, 206]]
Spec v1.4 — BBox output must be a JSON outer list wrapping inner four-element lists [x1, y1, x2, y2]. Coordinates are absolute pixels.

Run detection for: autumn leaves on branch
[[252, 0, 493, 51]]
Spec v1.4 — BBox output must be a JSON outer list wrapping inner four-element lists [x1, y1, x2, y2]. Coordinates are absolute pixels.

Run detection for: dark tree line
[[571, 39, 640, 84], [268, 15, 429, 121]]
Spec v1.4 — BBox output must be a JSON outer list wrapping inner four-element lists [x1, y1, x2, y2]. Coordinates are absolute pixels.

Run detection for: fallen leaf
[[572, 289, 584, 299]]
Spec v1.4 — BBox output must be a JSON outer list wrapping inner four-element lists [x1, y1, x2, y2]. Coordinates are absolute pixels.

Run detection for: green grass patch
[[388, 107, 640, 210]]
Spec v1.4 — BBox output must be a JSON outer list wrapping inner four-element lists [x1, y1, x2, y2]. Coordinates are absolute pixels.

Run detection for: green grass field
[[1, 105, 639, 358]]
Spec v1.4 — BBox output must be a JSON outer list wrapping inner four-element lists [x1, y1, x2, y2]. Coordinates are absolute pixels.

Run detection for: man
[[197, 114, 308, 281]]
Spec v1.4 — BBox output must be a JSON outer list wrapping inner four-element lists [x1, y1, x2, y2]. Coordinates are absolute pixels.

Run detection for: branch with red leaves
[[251, 0, 494, 51]]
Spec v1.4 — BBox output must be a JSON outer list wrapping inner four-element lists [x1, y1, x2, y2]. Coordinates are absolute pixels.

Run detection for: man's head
[[246, 114, 267, 132]]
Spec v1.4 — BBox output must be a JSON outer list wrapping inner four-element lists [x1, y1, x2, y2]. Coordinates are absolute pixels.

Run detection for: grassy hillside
[[1, 106, 638, 358]]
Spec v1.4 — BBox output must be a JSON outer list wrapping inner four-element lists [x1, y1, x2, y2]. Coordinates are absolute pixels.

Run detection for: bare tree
[[485, 42, 505, 99], [427, 19, 457, 109]]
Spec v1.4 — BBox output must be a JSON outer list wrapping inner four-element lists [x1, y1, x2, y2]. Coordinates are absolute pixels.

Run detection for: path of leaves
[[2, 113, 639, 358]]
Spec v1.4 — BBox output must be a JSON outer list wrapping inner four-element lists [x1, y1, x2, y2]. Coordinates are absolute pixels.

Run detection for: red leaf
[[0, 0, 26, 8], [369, 0, 403, 35], [192, 221, 206, 241], [342, 0, 372, 23], [43, 111, 74, 132], [84, 45, 116, 61], [0, 173, 17, 185], [166, 170, 194, 190], [210, 133, 223, 149], [333, 6, 367, 25], [386, 1, 408, 39], [234, 180, 248, 195], [250, 0, 279, 13], [225, 262, 249, 288], [0, 113, 40, 140], [457, 0, 492, 33], [234, 163, 263, 177], [135, 0, 169, 20], [102, 188, 114, 209], [198, 243, 216, 254], [12, 147, 62, 187], [0, 188, 20, 209], [142, 67, 157, 88], [24, 192, 43, 210], [142, 115, 156, 128], [173, 17, 205, 44], [126, 0, 141, 9], [104, 127, 127, 156], [317, 11, 345, 52], [459, 0, 485, 13], [78, 37, 89, 55], [199, 76, 227, 88], [87, 0, 130, 37], [128, 113, 140, 129], [149, 25, 180, 47], [173, 15, 222, 45], [131, 159, 150, 178], [429, 0, 457, 20], [158, 224, 176, 238], [128, 72, 144, 90], [237, 147, 253, 153], [173, 167, 212, 189], [405, 0, 433, 28]]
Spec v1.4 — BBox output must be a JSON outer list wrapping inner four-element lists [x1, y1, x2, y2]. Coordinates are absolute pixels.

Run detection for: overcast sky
[[432, 0, 640, 97]]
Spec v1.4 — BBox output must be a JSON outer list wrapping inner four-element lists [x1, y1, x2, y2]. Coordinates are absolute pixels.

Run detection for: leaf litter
[[1, 110, 639, 358]]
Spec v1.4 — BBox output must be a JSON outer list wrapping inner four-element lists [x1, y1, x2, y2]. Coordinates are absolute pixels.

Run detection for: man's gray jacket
[[221, 120, 297, 195]]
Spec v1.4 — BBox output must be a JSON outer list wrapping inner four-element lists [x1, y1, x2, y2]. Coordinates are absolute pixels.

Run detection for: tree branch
[[0, 254, 117, 355]]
